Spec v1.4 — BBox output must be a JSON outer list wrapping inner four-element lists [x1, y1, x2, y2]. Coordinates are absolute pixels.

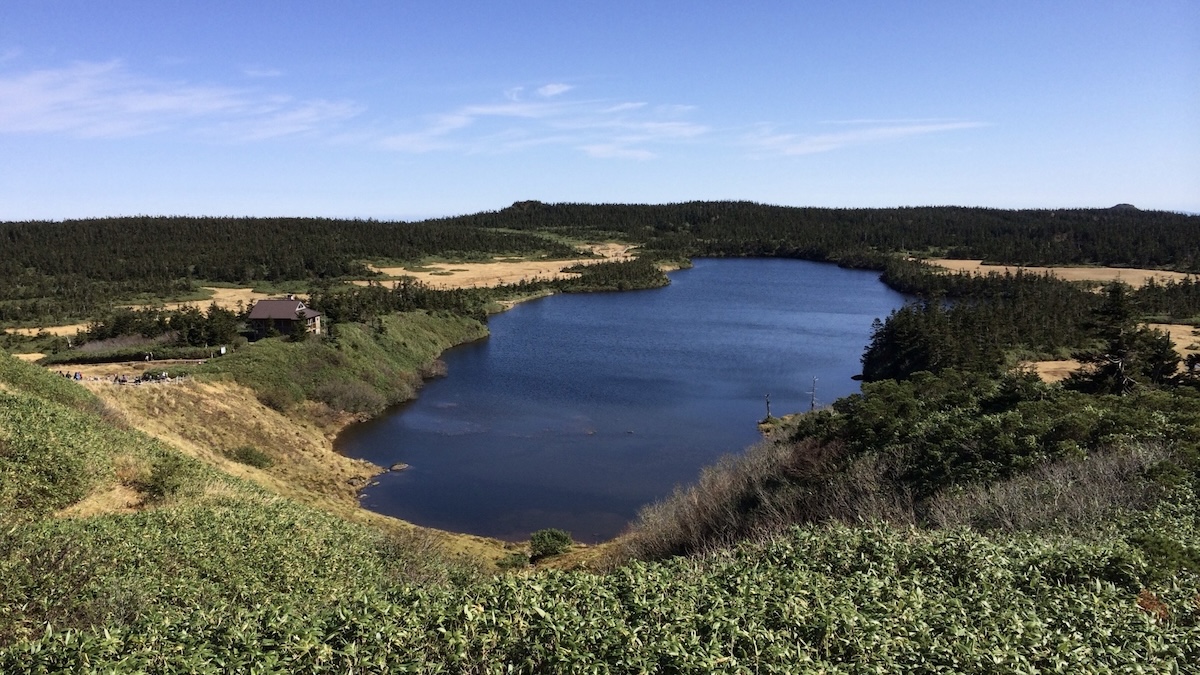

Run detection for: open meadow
[[357, 242, 636, 289]]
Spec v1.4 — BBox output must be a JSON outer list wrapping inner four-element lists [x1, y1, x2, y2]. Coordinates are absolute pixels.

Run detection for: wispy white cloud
[[243, 66, 283, 78], [601, 102, 647, 114], [0, 59, 360, 140], [382, 84, 708, 160], [581, 144, 655, 160], [818, 117, 971, 126], [210, 99, 363, 141], [747, 119, 987, 156], [537, 83, 572, 98]]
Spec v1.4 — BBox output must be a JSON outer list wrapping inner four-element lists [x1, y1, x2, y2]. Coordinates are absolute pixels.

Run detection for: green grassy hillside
[[3, 523, 1196, 672], [193, 310, 488, 415], [0, 351, 477, 650], [3, 332, 1199, 671]]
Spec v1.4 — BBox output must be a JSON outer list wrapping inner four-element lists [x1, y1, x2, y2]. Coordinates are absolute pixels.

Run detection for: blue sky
[[1, 1, 1196, 220]]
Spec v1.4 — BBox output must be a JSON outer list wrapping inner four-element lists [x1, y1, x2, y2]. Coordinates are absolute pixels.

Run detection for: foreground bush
[[2, 523, 1196, 673], [529, 528, 572, 559], [221, 445, 275, 469]]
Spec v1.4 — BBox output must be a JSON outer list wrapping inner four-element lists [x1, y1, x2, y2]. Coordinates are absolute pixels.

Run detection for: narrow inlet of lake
[[336, 258, 908, 543]]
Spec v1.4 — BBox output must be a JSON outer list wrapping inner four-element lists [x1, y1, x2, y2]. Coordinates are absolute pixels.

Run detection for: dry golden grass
[[926, 259, 1194, 286], [144, 286, 274, 312], [81, 377, 377, 507], [6, 287, 274, 338], [7, 325, 89, 337], [968, 305, 1200, 392], [54, 485, 144, 518], [1031, 359, 1084, 383], [75, 373, 514, 563], [357, 242, 636, 290], [1029, 324, 1198, 383], [1148, 323, 1200, 352]]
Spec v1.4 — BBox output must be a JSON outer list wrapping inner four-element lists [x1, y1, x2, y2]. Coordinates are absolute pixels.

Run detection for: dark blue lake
[[336, 258, 907, 543]]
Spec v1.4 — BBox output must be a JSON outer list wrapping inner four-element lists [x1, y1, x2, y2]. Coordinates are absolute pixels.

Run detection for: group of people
[[112, 371, 176, 385], [55, 369, 181, 385]]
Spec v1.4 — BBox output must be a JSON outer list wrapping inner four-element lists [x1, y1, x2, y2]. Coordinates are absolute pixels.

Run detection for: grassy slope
[[2, 307, 1198, 670], [195, 310, 488, 415], [3, 523, 1197, 672], [0, 353, 481, 647], [71, 310, 513, 561]]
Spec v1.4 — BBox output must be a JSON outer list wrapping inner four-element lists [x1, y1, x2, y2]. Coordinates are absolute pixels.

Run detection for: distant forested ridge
[[450, 201, 1200, 269], [0, 216, 574, 323], [2, 204, 1197, 324], [1, 216, 576, 283]]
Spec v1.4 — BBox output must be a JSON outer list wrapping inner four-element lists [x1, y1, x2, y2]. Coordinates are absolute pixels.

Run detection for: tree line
[[447, 201, 1200, 270], [860, 259, 1197, 393], [2, 204, 1195, 325]]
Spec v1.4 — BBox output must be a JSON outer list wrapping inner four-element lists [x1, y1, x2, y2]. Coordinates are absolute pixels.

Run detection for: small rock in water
[[390, 463, 411, 472]]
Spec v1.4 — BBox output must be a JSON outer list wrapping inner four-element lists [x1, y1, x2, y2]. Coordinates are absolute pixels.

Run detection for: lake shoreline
[[338, 258, 908, 543]]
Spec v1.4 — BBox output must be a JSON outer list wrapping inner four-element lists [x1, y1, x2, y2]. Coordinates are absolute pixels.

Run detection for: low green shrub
[[496, 552, 530, 570], [0, 392, 114, 516], [198, 311, 487, 415], [39, 345, 214, 366], [256, 386, 301, 412], [222, 445, 274, 469], [139, 455, 205, 504], [530, 528, 572, 559], [4, 523, 1197, 672], [312, 379, 387, 416]]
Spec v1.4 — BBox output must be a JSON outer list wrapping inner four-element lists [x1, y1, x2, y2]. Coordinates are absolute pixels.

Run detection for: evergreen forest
[[1, 203, 1199, 671]]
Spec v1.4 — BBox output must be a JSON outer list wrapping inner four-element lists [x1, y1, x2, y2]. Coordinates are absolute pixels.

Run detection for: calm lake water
[[337, 258, 907, 543]]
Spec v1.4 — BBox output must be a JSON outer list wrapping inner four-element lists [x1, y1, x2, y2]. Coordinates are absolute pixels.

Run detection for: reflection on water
[[336, 258, 907, 543]]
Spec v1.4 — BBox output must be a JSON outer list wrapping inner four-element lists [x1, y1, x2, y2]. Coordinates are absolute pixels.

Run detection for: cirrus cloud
[[747, 118, 988, 156], [536, 83, 573, 97], [0, 59, 361, 140], [382, 84, 708, 160]]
